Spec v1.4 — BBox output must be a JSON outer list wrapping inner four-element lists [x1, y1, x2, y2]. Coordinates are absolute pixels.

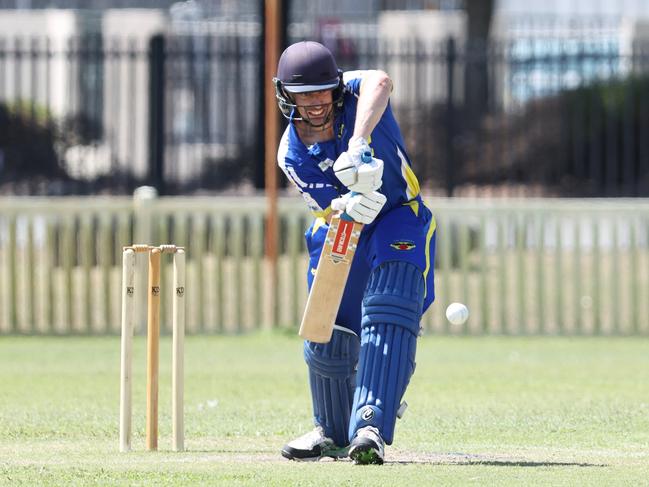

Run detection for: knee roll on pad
[[304, 326, 360, 447], [349, 261, 425, 445]]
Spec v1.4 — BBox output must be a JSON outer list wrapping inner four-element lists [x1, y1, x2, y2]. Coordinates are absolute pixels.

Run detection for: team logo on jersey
[[390, 240, 416, 251]]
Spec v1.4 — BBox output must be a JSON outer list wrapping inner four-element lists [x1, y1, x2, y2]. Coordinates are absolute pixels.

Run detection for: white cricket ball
[[445, 302, 469, 326]]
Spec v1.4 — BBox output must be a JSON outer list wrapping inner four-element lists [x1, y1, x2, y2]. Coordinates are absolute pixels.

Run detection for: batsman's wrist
[[350, 135, 370, 148], [351, 135, 369, 142]]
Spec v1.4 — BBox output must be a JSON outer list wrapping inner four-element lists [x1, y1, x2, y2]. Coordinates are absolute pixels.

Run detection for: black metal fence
[[1, 29, 649, 196], [0, 31, 261, 194]]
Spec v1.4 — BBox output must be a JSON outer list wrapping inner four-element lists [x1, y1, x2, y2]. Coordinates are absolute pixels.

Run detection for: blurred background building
[[1, 0, 649, 196]]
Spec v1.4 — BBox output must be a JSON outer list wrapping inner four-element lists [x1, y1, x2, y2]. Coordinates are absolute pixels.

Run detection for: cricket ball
[[445, 302, 469, 326]]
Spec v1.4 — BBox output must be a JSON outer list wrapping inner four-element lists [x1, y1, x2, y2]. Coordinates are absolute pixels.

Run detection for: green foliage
[[0, 101, 67, 183], [0, 100, 104, 189], [0, 333, 648, 485], [4, 99, 53, 124], [559, 74, 649, 192]]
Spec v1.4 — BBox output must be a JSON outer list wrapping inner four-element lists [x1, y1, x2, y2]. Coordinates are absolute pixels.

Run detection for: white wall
[[0, 10, 78, 117], [497, 0, 649, 18], [101, 9, 167, 180], [377, 10, 466, 106]]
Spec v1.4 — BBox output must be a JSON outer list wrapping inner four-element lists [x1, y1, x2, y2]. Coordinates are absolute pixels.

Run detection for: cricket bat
[[298, 214, 363, 343], [298, 151, 372, 343]]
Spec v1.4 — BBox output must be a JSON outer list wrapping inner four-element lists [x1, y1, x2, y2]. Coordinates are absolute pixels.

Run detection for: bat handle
[[341, 151, 373, 222]]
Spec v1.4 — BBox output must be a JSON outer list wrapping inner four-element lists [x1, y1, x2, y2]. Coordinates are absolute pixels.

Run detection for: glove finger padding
[[345, 192, 387, 224], [350, 192, 386, 211], [334, 155, 384, 194], [351, 158, 383, 194], [331, 193, 350, 212], [333, 152, 358, 188]]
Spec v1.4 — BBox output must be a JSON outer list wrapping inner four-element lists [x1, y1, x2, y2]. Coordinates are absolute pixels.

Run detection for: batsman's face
[[293, 89, 334, 125]]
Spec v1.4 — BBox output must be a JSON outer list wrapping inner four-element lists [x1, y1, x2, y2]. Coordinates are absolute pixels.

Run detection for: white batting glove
[[331, 191, 387, 225], [333, 152, 384, 194], [347, 136, 371, 165], [355, 157, 384, 193], [332, 151, 357, 188]]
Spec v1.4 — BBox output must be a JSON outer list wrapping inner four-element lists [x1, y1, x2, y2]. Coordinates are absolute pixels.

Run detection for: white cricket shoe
[[281, 426, 348, 461], [348, 426, 385, 465]]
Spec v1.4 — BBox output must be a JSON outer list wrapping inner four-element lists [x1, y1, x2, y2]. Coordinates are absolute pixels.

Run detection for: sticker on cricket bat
[[298, 216, 362, 343], [328, 219, 355, 264]]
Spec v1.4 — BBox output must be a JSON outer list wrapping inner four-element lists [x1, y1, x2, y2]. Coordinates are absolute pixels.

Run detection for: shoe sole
[[348, 443, 384, 465], [281, 449, 321, 462], [281, 447, 348, 462]]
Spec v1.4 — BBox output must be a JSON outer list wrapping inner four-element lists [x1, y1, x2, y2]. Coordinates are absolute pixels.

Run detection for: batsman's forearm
[[352, 70, 392, 141]]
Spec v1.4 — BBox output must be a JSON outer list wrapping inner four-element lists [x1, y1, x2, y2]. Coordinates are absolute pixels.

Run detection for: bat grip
[[341, 150, 373, 222]]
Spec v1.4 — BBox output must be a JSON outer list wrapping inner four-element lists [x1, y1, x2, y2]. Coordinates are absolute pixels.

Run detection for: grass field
[[1, 332, 648, 486]]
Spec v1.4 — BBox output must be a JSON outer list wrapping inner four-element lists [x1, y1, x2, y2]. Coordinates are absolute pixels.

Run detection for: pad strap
[[349, 261, 424, 445]]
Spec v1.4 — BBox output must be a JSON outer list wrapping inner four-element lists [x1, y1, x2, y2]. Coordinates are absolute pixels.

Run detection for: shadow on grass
[[386, 453, 607, 467], [167, 450, 608, 467], [463, 460, 603, 467]]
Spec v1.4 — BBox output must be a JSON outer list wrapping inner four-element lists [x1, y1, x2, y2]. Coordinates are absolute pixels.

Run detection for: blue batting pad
[[348, 261, 424, 445], [304, 326, 360, 447]]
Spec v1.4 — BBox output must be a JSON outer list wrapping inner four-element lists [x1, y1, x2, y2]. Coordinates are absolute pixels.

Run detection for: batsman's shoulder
[[342, 70, 365, 84], [276, 125, 292, 165]]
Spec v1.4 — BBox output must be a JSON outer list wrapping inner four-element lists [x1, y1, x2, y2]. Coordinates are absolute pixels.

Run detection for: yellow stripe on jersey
[[311, 206, 332, 221], [397, 147, 420, 200], [311, 215, 329, 235], [423, 215, 437, 298], [403, 199, 419, 217], [367, 135, 375, 157]]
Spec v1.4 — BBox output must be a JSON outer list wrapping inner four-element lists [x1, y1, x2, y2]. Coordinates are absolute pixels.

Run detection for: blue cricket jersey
[[277, 70, 422, 221]]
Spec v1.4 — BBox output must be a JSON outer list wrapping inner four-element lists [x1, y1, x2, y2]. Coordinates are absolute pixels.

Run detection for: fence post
[[148, 34, 166, 195], [445, 37, 456, 197]]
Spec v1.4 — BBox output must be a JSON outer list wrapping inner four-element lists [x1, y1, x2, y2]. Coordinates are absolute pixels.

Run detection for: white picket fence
[[1, 196, 648, 335]]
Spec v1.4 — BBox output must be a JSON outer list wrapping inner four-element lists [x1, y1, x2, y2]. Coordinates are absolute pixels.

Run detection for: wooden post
[[119, 248, 136, 452], [264, 0, 282, 328], [146, 247, 161, 451], [172, 249, 186, 452]]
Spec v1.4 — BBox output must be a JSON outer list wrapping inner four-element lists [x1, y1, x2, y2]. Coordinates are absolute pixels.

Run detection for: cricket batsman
[[274, 41, 437, 465]]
